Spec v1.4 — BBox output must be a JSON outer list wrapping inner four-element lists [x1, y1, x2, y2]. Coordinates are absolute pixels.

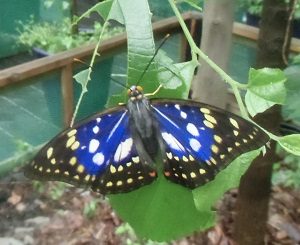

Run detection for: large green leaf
[[245, 90, 276, 117], [282, 65, 300, 122], [247, 68, 286, 104], [278, 134, 300, 156]]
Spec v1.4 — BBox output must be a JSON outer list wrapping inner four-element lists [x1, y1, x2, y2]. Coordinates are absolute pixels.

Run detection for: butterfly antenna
[[111, 77, 131, 89], [136, 34, 171, 86], [74, 58, 130, 90]]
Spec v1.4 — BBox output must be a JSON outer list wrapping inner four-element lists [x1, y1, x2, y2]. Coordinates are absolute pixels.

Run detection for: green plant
[[239, 0, 300, 17], [83, 199, 100, 218], [17, 17, 123, 54], [69, 0, 300, 242]]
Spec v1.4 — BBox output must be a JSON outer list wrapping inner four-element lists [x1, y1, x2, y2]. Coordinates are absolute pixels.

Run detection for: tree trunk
[[234, 0, 293, 244], [191, 0, 234, 109]]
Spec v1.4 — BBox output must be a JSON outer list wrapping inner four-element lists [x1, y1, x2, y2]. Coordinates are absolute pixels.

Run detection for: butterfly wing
[[151, 99, 269, 189], [25, 106, 157, 194]]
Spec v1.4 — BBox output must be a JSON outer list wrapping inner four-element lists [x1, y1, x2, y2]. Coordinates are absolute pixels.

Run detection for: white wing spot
[[186, 123, 199, 136], [180, 111, 187, 119], [96, 118, 101, 123], [89, 139, 100, 153], [93, 152, 105, 166], [93, 126, 100, 134], [162, 132, 184, 152], [114, 138, 133, 162], [190, 138, 201, 151], [175, 104, 180, 110]]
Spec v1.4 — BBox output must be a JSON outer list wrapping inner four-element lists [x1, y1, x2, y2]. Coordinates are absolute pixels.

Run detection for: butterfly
[[24, 85, 269, 194]]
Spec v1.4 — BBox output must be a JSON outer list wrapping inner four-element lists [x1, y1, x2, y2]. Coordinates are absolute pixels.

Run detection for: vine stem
[[70, 20, 110, 127], [168, 0, 248, 118], [168, 0, 282, 142]]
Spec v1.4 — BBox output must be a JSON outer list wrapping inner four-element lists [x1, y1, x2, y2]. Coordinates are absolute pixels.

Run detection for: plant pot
[[246, 12, 260, 27], [32, 47, 49, 58], [293, 19, 300, 39]]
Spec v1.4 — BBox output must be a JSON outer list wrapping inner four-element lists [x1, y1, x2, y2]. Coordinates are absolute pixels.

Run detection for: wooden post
[[61, 63, 74, 127]]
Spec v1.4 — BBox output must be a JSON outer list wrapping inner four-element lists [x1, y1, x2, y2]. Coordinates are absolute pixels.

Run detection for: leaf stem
[[169, 0, 249, 119], [70, 19, 110, 127]]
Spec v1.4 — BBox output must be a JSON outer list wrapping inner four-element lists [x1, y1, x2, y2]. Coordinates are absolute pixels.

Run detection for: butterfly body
[[25, 85, 269, 194]]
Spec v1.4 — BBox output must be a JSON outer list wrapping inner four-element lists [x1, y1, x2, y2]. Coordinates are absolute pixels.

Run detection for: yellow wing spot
[[203, 120, 214, 129], [204, 114, 217, 124], [71, 141, 80, 150], [77, 165, 85, 173], [211, 144, 219, 154], [67, 129, 77, 137], [174, 156, 179, 161], [126, 162, 132, 167], [47, 147, 53, 159], [64, 171, 70, 176], [110, 165, 117, 174], [166, 152, 173, 160], [74, 175, 80, 180], [233, 130, 239, 136], [182, 173, 187, 179], [235, 142, 241, 147], [182, 156, 189, 162], [220, 154, 225, 160], [91, 175, 96, 181], [253, 131, 257, 135], [138, 176, 144, 180], [50, 158, 56, 165], [210, 157, 217, 165], [66, 136, 76, 148], [214, 135, 222, 144], [46, 168, 51, 173], [38, 166, 43, 172], [229, 118, 239, 129], [199, 169, 206, 174], [189, 155, 195, 161], [116, 180, 123, 186], [200, 108, 210, 114], [127, 178, 133, 184], [132, 156, 140, 163], [55, 169, 60, 174], [190, 172, 197, 178], [106, 181, 113, 187], [34, 165, 38, 169], [228, 147, 233, 152], [243, 138, 248, 143], [69, 157, 77, 166], [249, 134, 254, 139], [118, 165, 124, 172], [85, 175, 90, 182]]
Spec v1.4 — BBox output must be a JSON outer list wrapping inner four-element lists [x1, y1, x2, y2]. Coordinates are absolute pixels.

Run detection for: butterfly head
[[127, 85, 144, 100]]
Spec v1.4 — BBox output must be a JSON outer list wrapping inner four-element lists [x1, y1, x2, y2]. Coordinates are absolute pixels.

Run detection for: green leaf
[[278, 134, 300, 156], [245, 90, 276, 117], [247, 68, 286, 104], [155, 60, 197, 99], [109, 149, 261, 242], [193, 149, 261, 210], [109, 176, 215, 242], [282, 65, 300, 122], [75, 0, 114, 24], [106, 0, 158, 107], [73, 68, 91, 93]]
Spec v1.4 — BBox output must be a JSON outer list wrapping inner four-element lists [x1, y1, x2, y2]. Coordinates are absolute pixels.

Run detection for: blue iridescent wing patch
[[151, 99, 269, 189], [25, 106, 157, 194]]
